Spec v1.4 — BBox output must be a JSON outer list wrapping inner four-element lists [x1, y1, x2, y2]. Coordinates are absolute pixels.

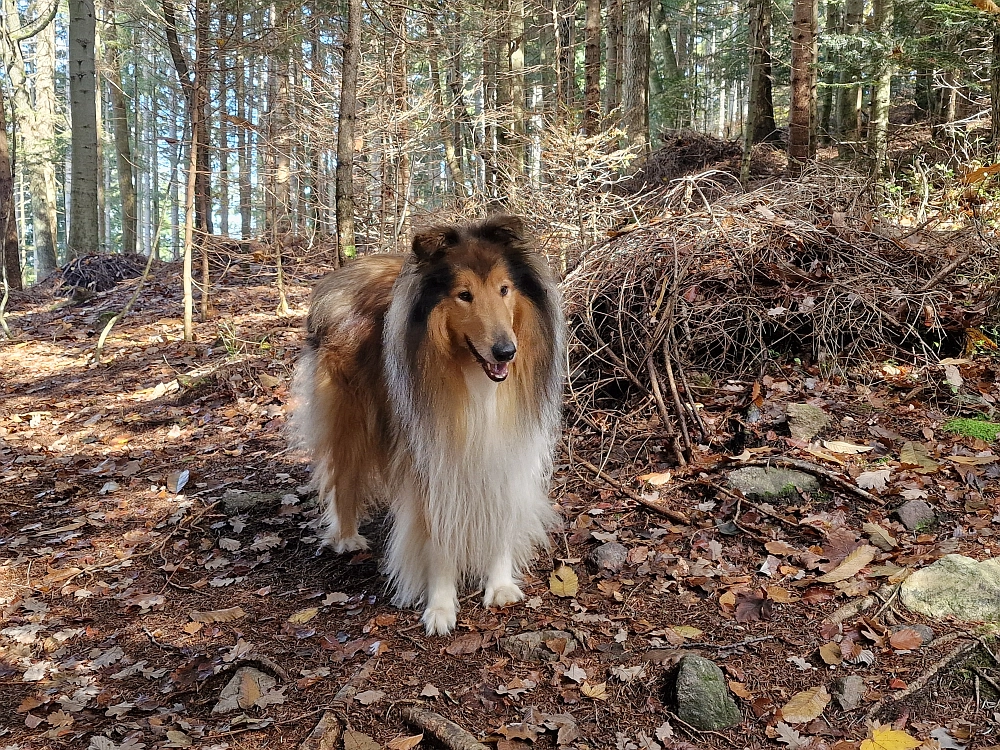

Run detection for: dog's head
[[409, 215, 537, 383]]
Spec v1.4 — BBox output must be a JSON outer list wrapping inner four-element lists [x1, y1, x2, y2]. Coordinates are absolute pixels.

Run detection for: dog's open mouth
[[466, 338, 510, 382]]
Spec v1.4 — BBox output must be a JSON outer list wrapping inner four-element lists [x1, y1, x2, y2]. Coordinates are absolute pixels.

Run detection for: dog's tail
[[286, 344, 319, 457]]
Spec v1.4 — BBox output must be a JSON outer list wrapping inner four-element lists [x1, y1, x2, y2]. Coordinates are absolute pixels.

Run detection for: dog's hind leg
[[483, 548, 524, 608], [316, 461, 369, 554]]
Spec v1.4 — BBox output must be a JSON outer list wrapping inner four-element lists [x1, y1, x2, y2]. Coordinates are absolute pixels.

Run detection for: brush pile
[[560, 164, 999, 465], [59, 253, 147, 293]]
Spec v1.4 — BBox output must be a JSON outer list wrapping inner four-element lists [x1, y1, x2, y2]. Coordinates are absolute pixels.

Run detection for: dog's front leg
[[421, 544, 459, 636], [484, 549, 524, 608]]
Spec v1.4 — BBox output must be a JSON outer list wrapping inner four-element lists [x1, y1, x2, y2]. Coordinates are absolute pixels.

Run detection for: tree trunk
[[557, 0, 575, 108], [2, 2, 61, 276], [818, 0, 839, 143], [218, 19, 230, 239], [309, 13, 326, 234], [788, 0, 816, 175], [428, 16, 466, 201], [992, 28, 1000, 147], [621, 0, 651, 151], [389, 3, 411, 242], [744, 0, 776, 146], [336, 0, 361, 265], [868, 0, 893, 173], [508, 0, 526, 192], [236, 13, 252, 239], [105, 0, 137, 256], [604, 0, 623, 116], [482, 2, 499, 201], [68, 0, 100, 257], [836, 0, 862, 145], [583, 0, 601, 134], [0, 86, 22, 290], [162, 0, 211, 235]]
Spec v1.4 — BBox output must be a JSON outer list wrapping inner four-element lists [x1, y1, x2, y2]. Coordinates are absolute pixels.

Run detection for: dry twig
[[400, 706, 489, 750]]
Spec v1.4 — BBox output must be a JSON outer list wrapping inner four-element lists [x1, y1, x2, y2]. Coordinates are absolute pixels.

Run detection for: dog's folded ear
[[411, 226, 459, 264], [479, 214, 526, 245]]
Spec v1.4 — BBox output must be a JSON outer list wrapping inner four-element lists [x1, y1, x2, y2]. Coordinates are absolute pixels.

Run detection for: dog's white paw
[[421, 604, 458, 636], [331, 534, 369, 554], [484, 582, 524, 608]]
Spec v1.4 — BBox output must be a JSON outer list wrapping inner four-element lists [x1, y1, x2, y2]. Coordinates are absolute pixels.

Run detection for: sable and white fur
[[289, 216, 565, 635]]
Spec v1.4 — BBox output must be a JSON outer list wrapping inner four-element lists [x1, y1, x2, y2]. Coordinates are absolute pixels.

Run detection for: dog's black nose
[[492, 340, 517, 362]]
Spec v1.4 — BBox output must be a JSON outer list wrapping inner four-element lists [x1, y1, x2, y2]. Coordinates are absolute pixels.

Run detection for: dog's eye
[[500, 285, 509, 297], [457, 291, 473, 303]]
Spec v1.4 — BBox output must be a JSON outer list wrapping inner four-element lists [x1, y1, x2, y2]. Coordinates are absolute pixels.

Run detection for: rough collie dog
[[290, 215, 565, 635]]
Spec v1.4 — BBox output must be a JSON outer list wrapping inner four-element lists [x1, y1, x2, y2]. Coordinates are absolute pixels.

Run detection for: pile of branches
[[59, 254, 147, 293], [561, 164, 999, 464], [630, 130, 744, 187]]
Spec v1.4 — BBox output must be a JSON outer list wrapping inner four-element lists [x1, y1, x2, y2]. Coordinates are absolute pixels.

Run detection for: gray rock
[[587, 542, 628, 575], [500, 630, 578, 663], [901, 554, 1000, 622], [890, 623, 934, 646], [829, 675, 866, 711], [894, 499, 936, 532], [726, 467, 820, 500], [786, 403, 832, 441], [669, 655, 742, 730], [222, 489, 280, 512]]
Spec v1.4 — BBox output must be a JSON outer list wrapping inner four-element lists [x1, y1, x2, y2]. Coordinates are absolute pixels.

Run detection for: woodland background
[[1, 0, 1000, 293]]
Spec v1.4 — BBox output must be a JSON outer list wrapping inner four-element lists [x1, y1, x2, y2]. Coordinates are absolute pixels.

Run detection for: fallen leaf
[[611, 664, 645, 683], [857, 469, 892, 492], [779, 685, 830, 724], [549, 565, 579, 598], [420, 683, 440, 698], [765, 540, 799, 556], [501, 723, 539, 741], [638, 471, 672, 486], [824, 440, 874, 454], [900, 442, 939, 474], [445, 632, 483, 656], [860, 725, 921, 750], [355, 690, 385, 706], [387, 734, 423, 750], [819, 641, 843, 665], [863, 522, 896, 550], [190, 607, 246, 623], [654, 722, 674, 742], [943, 365, 963, 388], [735, 589, 772, 623], [581, 681, 608, 700], [729, 681, 753, 699], [816, 545, 877, 583], [343, 730, 381, 750], [775, 722, 809, 749], [288, 607, 319, 624], [565, 663, 588, 683], [889, 628, 923, 650]]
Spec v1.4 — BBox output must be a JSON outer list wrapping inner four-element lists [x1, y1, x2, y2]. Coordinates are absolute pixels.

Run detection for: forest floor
[[1, 232, 1000, 750]]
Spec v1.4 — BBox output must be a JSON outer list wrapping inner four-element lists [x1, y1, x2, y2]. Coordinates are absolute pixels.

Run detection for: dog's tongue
[[484, 362, 509, 381]]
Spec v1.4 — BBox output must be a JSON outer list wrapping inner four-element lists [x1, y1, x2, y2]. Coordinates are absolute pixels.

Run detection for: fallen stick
[[297, 710, 343, 750], [564, 449, 690, 525], [400, 706, 489, 750], [297, 655, 377, 749], [735, 457, 881, 505], [864, 637, 976, 720]]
